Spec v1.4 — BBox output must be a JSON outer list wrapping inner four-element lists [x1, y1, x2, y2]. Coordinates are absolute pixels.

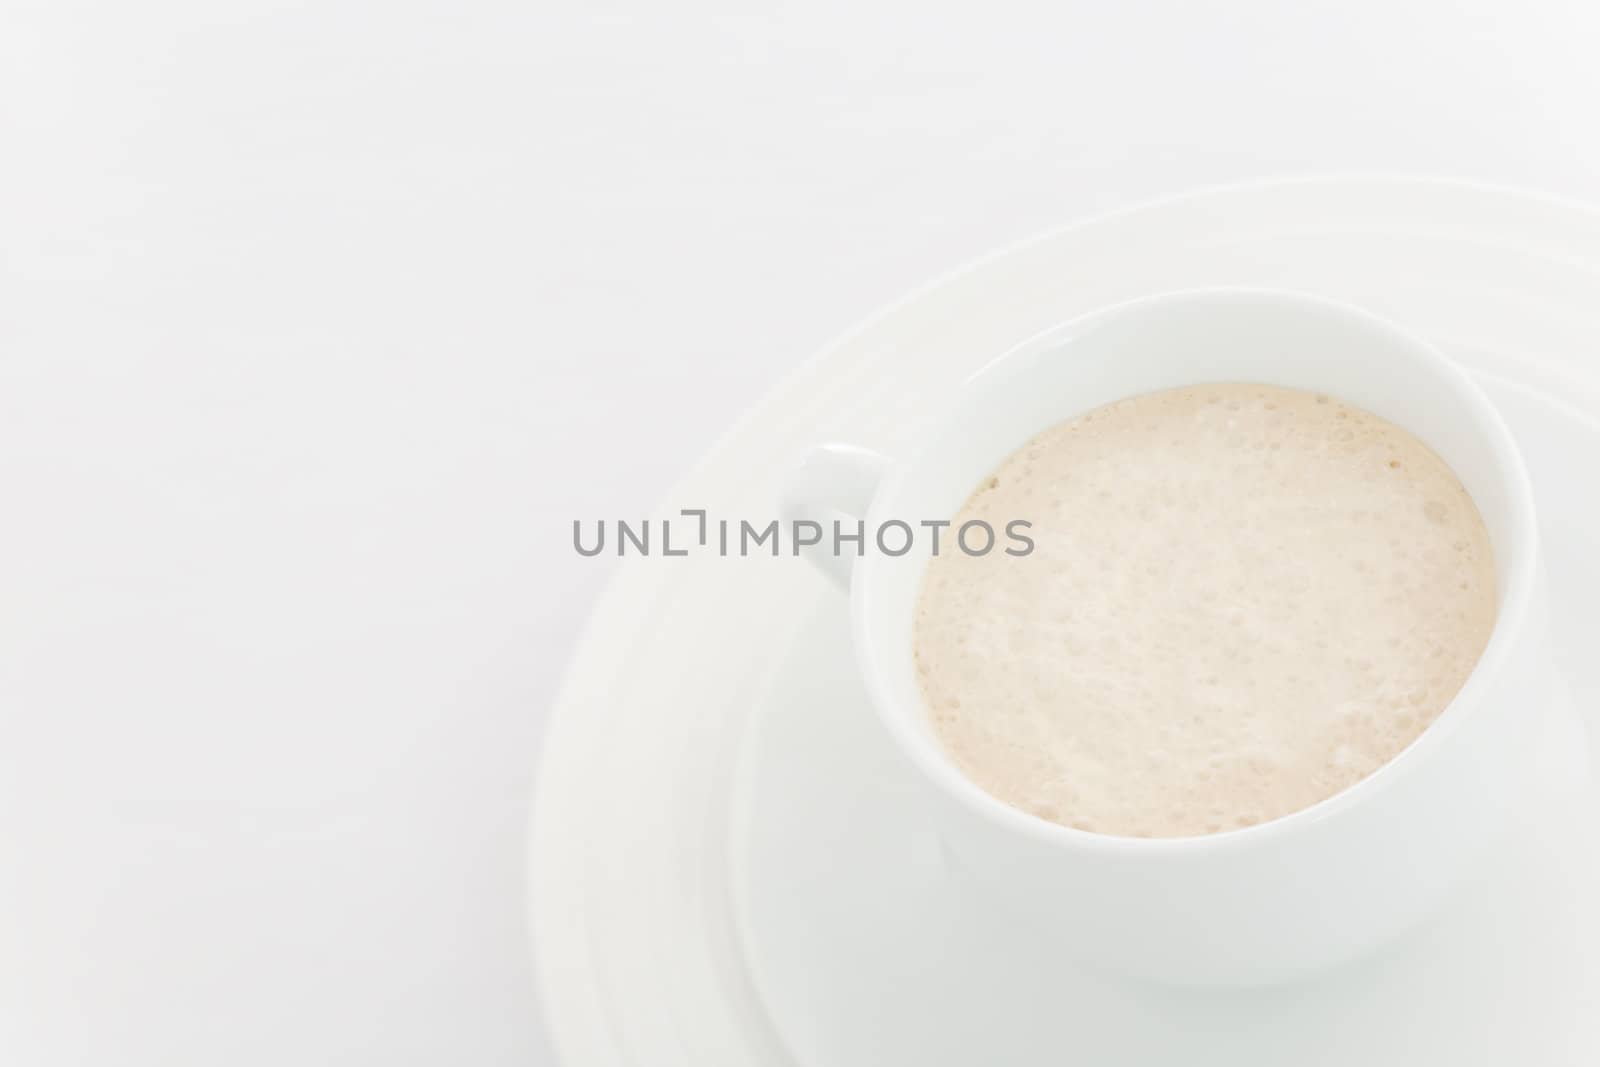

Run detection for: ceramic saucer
[[532, 179, 1600, 1066]]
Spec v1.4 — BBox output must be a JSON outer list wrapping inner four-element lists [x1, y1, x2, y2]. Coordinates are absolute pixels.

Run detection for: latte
[[913, 383, 1497, 838]]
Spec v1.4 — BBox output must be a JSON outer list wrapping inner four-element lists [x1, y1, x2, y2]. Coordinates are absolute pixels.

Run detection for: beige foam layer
[[914, 383, 1497, 838]]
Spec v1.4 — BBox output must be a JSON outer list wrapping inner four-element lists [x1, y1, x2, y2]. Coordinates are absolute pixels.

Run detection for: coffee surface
[[913, 383, 1497, 838]]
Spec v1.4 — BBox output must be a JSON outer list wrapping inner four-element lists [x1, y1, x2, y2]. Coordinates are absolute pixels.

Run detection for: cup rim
[[850, 285, 1541, 855]]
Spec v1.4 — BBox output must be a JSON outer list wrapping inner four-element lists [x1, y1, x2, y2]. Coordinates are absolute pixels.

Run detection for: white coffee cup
[[782, 288, 1547, 986]]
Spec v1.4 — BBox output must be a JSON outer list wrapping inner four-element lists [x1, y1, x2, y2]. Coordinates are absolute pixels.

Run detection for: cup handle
[[780, 444, 891, 589]]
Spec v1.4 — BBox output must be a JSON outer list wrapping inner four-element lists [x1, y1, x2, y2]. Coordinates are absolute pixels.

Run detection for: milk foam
[[913, 384, 1497, 838]]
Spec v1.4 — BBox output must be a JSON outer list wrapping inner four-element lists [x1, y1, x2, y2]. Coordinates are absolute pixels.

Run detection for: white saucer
[[733, 370, 1600, 1066], [531, 179, 1600, 1066]]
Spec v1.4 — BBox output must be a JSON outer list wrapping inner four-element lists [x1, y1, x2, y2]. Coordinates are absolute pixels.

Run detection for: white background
[[6, 1, 1600, 1063]]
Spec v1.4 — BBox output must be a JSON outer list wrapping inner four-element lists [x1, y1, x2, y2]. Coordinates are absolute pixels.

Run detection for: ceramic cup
[[782, 288, 1548, 986]]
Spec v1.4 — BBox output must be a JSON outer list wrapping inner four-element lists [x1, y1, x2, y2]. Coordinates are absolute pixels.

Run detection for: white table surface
[[6, 2, 1600, 1063]]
